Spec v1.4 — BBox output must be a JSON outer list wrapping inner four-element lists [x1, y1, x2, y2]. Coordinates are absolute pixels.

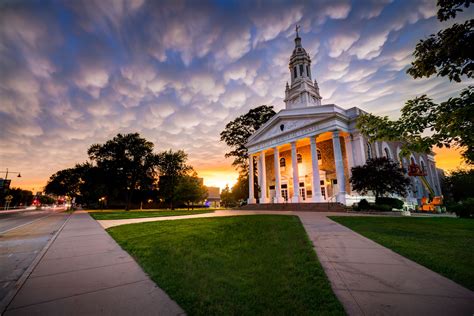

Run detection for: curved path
[[100, 210, 474, 316]]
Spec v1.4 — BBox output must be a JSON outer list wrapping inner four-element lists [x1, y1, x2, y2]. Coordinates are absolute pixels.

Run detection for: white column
[[259, 150, 269, 204], [356, 133, 366, 165], [310, 136, 322, 202], [332, 131, 346, 204], [344, 135, 354, 195], [273, 147, 284, 203], [248, 155, 256, 204], [291, 141, 300, 203]]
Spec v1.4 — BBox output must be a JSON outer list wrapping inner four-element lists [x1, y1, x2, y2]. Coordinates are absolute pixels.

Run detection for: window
[[293, 67, 297, 78], [367, 142, 372, 159], [299, 64, 304, 76], [317, 149, 322, 160], [280, 158, 286, 167], [297, 153, 302, 163], [306, 65, 310, 78], [421, 161, 425, 172], [384, 147, 391, 159]]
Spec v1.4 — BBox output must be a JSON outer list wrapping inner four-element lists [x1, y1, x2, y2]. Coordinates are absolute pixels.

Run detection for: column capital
[[332, 130, 340, 138]]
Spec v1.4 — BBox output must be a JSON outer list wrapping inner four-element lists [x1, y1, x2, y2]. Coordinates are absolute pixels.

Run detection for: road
[[0, 208, 69, 306]]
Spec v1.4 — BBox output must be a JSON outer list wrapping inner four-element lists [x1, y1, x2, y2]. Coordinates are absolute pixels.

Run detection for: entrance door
[[281, 183, 288, 201], [299, 182, 306, 201]]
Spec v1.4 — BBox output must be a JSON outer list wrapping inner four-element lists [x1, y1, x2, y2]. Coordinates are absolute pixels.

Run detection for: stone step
[[239, 202, 346, 212]]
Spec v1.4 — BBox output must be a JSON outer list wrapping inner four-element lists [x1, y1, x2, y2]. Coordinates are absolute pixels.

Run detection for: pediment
[[247, 113, 332, 146]]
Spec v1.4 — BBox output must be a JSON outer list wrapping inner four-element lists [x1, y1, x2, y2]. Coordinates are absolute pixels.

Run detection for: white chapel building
[[245, 31, 442, 206]]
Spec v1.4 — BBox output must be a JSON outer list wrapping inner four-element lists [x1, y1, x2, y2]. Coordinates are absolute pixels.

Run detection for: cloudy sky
[[1, 0, 472, 191]]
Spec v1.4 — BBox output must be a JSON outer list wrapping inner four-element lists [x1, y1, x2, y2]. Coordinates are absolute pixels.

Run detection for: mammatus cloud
[[0, 0, 470, 191]]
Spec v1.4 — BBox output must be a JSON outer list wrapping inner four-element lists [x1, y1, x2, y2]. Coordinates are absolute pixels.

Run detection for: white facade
[[246, 33, 441, 206]]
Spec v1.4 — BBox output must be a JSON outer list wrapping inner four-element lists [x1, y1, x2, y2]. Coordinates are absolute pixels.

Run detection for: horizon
[[1, 0, 472, 192]]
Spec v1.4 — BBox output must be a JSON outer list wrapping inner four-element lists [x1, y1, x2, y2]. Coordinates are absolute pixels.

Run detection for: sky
[[0, 0, 472, 192]]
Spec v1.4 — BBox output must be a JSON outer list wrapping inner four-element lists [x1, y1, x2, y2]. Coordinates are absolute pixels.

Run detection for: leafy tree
[[407, 0, 473, 82], [357, 1, 474, 164], [88, 133, 159, 210], [45, 166, 85, 198], [350, 157, 411, 199], [156, 149, 192, 209], [220, 105, 276, 173], [0, 187, 33, 207], [444, 168, 474, 202], [220, 184, 236, 207], [175, 173, 208, 209]]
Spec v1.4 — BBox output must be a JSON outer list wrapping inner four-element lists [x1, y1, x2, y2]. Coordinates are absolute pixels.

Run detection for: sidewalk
[[4, 211, 184, 316], [99, 210, 474, 315]]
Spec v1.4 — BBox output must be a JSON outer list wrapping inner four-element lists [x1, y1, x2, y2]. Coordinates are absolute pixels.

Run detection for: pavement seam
[[29, 259, 135, 279], [5, 279, 151, 311], [0, 211, 72, 315]]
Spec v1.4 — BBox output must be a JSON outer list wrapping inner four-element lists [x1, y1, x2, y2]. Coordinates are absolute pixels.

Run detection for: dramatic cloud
[[0, 0, 470, 190]]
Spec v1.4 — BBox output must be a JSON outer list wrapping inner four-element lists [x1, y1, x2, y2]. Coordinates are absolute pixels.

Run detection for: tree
[[220, 105, 276, 173], [350, 157, 411, 199], [175, 173, 208, 209], [357, 1, 474, 164], [45, 166, 85, 198], [444, 168, 474, 202], [407, 0, 473, 82], [220, 184, 236, 207], [88, 133, 159, 210], [156, 149, 192, 209]]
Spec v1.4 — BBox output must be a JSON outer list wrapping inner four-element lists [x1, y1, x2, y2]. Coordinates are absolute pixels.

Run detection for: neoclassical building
[[246, 32, 442, 206]]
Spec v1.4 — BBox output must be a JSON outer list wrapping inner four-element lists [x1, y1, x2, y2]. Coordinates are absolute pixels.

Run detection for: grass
[[89, 209, 214, 220], [330, 216, 474, 290], [108, 215, 344, 315]]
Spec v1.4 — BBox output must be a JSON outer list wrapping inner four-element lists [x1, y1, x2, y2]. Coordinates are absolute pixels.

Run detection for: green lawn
[[330, 216, 474, 290], [89, 209, 214, 220], [108, 215, 344, 315]]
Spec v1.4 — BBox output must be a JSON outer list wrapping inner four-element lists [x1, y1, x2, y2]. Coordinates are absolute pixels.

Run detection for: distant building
[[206, 186, 220, 208]]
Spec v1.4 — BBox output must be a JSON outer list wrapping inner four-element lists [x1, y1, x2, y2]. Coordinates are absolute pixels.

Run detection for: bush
[[358, 199, 370, 210], [371, 204, 393, 212], [450, 198, 474, 218], [376, 197, 404, 209]]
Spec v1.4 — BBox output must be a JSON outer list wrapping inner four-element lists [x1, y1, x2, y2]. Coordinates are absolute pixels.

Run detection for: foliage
[[156, 149, 193, 210], [331, 216, 474, 290], [174, 173, 208, 209], [88, 133, 160, 211], [45, 165, 85, 197], [407, 0, 473, 82], [220, 105, 276, 173], [108, 216, 345, 315], [357, 86, 474, 163], [376, 197, 404, 209], [0, 187, 33, 207], [220, 184, 237, 207], [449, 198, 474, 218], [443, 168, 474, 202], [350, 157, 411, 199], [358, 199, 370, 210], [220, 174, 250, 207]]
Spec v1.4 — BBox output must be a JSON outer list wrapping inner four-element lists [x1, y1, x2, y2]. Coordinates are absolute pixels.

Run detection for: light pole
[[0, 168, 21, 210]]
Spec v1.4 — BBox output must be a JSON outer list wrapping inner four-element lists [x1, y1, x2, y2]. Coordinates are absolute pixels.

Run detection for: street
[[0, 208, 69, 309]]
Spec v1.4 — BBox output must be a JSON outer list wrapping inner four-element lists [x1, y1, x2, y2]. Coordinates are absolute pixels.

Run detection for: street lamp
[[0, 168, 22, 179]]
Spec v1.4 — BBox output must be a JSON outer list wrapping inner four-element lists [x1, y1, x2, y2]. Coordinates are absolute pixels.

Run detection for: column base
[[273, 196, 285, 203], [291, 196, 300, 203], [336, 193, 346, 205], [247, 198, 256, 204], [311, 195, 323, 203], [259, 197, 270, 204]]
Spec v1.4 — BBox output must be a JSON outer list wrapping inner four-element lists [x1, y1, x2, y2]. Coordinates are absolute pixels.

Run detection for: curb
[[0, 211, 74, 315]]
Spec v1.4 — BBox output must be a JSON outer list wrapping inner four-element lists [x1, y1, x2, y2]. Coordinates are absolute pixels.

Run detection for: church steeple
[[284, 25, 322, 109]]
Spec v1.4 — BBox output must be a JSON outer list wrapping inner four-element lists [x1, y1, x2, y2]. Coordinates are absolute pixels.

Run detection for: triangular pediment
[[247, 113, 332, 146]]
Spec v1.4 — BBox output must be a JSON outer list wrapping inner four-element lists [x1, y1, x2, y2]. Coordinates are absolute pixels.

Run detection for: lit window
[[297, 153, 302, 163], [280, 158, 286, 167]]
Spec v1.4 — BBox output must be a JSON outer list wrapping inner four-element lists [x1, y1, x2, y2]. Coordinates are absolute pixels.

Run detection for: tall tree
[[357, 1, 474, 164], [156, 149, 192, 209], [174, 173, 208, 209], [88, 133, 159, 210], [220, 105, 276, 173], [350, 157, 411, 199], [45, 165, 85, 198]]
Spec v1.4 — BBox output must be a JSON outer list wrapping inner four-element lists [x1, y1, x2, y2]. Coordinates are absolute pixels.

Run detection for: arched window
[[280, 158, 286, 167], [366, 142, 372, 159], [299, 64, 304, 76], [293, 67, 297, 78], [384, 147, 391, 159], [297, 153, 302, 163], [317, 149, 322, 161]]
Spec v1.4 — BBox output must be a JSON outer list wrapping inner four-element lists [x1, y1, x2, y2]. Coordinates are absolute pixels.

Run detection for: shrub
[[376, 197, 404, 209], [371, 204, 393, 212], [358, 199, 370, 210], [450, 198, 474, 218]]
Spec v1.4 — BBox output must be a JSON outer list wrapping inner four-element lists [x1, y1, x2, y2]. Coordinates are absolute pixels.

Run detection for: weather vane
[[295, 24, 300, 37]]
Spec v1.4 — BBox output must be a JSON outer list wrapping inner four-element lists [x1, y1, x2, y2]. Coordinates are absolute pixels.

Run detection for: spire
[[294, 24, 302, 48]]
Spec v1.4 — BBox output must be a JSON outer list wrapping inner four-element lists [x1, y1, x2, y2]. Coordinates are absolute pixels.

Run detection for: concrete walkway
[[4, 211, 184, 316], [99, 210, 474, 315]]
